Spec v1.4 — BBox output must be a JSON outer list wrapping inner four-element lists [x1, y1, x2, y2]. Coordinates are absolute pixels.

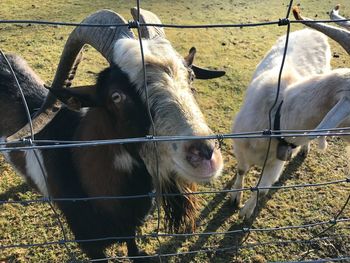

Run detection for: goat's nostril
[[188, 142, 214, 161], [200, 144, 214, 160]]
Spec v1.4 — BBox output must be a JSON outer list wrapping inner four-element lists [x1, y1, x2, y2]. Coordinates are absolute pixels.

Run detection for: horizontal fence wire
[[88, 234, 350, 262], [0, 177, 349, 203], [1, 130, 350, 151], [0, 18, 349, 28], [1, 0, 350, 262], [1, 217, 349, 250]]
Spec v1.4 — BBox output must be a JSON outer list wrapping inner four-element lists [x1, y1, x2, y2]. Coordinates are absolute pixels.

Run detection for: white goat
[[231, 28, 332, 220]]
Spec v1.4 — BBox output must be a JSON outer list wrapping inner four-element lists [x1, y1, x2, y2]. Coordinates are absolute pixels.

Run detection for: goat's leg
[[79, 242, 108, 263], [230, 167, 248, 208], [127, 239, 149, 263], [299, 143, 310, 157], [317, 136, 328, 151], [239, 160, 284, 220]]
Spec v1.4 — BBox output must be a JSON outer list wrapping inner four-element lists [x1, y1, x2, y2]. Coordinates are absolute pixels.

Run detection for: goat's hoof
[[318, 137, 328, 151], [238, 200, 255, 220], [298, 144, 310, 158]]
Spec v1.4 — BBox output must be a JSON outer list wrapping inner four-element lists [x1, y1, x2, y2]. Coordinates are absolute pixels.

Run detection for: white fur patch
[[80, 107, 89, 116], [1, 137, 10, 161], [1, 140, 49, 197], [113, 150, 136, 173], [24, 150, 49, 196]]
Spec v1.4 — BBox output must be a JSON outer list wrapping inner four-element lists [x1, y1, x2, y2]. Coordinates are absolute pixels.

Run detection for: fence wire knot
[[262, 129, 272, 136], [278, 18, 290, 26], [242, 227, 250, 233], [217, 134, 224, 149], [21, 138, 33, 146], [146, 135, 154, 140], [250, 186, 258, 192], [150, 232, 159, 238], [148, 191, 156, 198], [329, 219, 337, 225], [128, 20, 139, 29]]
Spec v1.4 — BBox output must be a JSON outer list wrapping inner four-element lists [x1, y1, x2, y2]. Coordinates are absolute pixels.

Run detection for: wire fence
[[0, 0, 350, 262]]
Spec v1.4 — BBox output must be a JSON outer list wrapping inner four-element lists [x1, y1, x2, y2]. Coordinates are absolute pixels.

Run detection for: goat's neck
[[77, 108, 123, 140], [280, 72, 344, 145]]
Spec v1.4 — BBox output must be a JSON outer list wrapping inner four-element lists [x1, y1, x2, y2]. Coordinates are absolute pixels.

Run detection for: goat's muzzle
[[183, 140, 223, 181]]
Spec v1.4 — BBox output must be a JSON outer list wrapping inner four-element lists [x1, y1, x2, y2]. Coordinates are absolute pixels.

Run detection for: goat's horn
[[314, 97, 350, 133], [330, 4, 350, 31], [130, 7, 166, 39], [7, 10, 135, 141], [292, 6, 350, 55]]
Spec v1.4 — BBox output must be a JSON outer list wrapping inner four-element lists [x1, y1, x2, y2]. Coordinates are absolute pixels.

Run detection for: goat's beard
[[140, 142, 199, 232], [158, 172, 199, 233]]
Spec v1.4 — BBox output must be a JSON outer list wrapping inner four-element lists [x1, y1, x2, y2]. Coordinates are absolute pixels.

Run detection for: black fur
[[1, 56, 154, 262]]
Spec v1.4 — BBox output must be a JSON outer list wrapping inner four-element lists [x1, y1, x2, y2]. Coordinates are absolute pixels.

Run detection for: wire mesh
[[0, 0, 349, 262]]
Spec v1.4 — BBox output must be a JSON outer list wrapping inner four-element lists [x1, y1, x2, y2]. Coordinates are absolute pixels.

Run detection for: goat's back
[[252, 29, 331, 80], [0, 53, 47, 137]]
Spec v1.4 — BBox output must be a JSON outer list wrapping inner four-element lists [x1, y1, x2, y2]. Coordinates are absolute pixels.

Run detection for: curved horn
[[7, 10, 135, 141], [191, 65, 226, 79], [330, 4, 350, 31], [292, 6, 350, 55], [130, 7, 166, 39]]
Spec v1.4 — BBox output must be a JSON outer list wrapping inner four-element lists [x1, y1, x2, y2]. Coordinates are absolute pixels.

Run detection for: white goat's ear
[[315, 97, 350, 131], [49, 85, 98, 110], [185, 47, 196, 66]]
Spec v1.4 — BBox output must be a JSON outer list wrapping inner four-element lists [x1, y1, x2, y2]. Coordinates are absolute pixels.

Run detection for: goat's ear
[[184, 47, 197, 66], [314, 97, 350, 133], [48, 85, 99, 111], [185, 47, 226, 80]]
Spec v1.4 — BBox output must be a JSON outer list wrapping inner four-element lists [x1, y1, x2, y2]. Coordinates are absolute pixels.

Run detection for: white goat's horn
[[130, 7, 166, 39], [7, 10, 135, 141], [330, 4, 350, 31], [292, 6, 350, 55], [314, 97, 350, 132]]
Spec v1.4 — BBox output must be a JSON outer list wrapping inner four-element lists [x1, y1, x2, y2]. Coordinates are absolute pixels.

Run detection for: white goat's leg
[[317, 136, 328, 151], [239, 160, 284, 220], [230, 166, 249, 207], [299, 143, 310, 157]]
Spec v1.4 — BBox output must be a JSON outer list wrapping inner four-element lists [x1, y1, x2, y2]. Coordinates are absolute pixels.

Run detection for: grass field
[[1, 0, 350, 262]]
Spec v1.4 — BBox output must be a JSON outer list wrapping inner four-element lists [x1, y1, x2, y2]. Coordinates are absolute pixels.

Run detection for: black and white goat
[[0, 8, 224, 261], [230, 29, 331, 219]]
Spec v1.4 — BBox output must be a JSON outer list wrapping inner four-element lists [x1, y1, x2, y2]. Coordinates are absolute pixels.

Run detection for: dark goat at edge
[[0, 7, 225, 262]]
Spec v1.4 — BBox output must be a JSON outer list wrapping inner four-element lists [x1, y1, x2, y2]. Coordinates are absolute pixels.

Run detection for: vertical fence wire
[[134, 0, 163, 262], [241, 0, 293, 248], [0, 51, 76, 260]]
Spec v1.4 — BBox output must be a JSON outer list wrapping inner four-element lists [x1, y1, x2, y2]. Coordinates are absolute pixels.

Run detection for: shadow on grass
[[157, 153, 307, 262], [0, 182, 30, 201]]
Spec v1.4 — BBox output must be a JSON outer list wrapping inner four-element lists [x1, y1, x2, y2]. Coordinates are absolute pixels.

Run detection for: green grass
[[1, 0, 350, 262]]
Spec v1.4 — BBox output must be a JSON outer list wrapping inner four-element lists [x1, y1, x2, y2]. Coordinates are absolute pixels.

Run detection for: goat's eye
[[191, 87, 197, 94], [187, 68, 195, 84], [111, 92, 125, 104], [190, 73, 195, 82]]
